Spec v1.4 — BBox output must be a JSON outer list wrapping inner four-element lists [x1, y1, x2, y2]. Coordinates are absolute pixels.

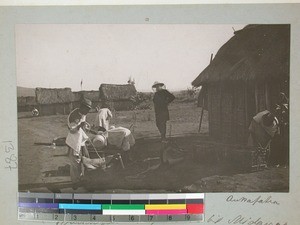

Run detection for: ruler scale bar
[[103, 210, 146, 215], [59, 204, 102, 210], [145, 204, 186, 210], [146, 209, 188, 215], [19, 203, 59, 208], [18, 192, 205, 222], [102, 204, 145, 210]]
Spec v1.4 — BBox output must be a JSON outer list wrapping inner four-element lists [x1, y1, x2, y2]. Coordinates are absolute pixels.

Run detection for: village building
[[35, 88, 73, 116], [17, 96, 37, 112], [99, 84, 137, 111], [72, 90, 101, 110], [192, 25, 290, 145]]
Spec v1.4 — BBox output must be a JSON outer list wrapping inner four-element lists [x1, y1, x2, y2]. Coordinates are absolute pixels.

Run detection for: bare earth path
[[18, 102, 288, 193]]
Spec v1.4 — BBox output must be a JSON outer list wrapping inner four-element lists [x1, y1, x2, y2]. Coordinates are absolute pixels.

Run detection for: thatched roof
[[73, 90, 100, 102], [17, 96, 37, 107], [192, 25, 290, 86], [73, 92, 82, 102], [99, 84, 137, 101], [35, 88, 73, 104]]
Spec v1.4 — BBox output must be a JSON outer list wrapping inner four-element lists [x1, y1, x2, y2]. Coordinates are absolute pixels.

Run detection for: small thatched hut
[[17, 96, 37, 112], [35, 88, 73, 116], [72, 90, 101, 109], [99, 84, 137, 111], [192, 24, 290, 145]]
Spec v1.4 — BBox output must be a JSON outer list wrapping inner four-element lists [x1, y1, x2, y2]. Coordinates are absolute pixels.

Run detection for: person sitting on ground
[[32, 107, 39, 117], [94, 104, 113, 131]]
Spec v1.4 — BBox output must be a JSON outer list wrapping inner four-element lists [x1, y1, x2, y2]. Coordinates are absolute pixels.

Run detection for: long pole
[[198, 98, 205, 133], [198, 53, 213, 133]]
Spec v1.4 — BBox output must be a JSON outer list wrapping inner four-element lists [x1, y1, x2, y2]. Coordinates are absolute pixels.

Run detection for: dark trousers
[[156, 119, 167, 139]]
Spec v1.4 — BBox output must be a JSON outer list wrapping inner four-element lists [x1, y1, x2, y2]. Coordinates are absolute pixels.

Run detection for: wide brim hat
[[81, 98, 92, 109], [152, 81, 165, 88]]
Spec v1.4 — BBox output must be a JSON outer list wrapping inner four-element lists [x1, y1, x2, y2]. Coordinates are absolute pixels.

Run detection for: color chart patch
[[18, 193, 205, 222]]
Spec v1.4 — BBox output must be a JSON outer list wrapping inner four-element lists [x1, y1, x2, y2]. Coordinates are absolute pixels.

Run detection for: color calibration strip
[[18, 193, 204, 222]]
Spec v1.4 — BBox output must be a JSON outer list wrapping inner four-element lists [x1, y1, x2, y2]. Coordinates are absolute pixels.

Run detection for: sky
[[16, 24, 246, 92]]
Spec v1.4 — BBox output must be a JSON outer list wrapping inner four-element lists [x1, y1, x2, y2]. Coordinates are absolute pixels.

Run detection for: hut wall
[[234, 83, 248, 144], [207, 81, 259, 145], [17, 96, 37, 112], [72, 101, 81, 110], [38, 103, 72, 116], [38, 105, 55, 116], [220, 84, 235, 143], [207, 84, 221, 140], [55, 103, 72, 115], [104, 100, 134, 111], [255, 82, 269, 113], [17, 106, 26, 112]]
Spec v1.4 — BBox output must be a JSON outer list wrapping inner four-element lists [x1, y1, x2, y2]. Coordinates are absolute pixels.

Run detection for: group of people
[[65, 81, 175, 188], [64, 80, 288, 188]]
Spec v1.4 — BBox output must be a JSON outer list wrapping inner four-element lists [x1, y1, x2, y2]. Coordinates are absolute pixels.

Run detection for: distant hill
[[17, 86, 35, 97]]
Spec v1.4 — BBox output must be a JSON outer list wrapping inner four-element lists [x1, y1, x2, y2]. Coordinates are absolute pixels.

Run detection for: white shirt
[[65, 108, 88, 155], [94, 108, 112, 130]]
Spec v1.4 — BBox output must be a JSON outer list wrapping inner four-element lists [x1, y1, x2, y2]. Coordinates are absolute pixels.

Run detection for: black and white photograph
[[16, 24, 290, 193]]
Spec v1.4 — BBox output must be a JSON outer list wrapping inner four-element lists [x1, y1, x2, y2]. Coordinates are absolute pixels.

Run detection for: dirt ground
[[18, 102, 289, 193]]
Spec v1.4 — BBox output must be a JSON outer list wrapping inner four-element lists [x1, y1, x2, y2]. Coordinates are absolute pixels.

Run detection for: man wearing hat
[[152, 81, 175, 141], [66, 98, 92, 188]]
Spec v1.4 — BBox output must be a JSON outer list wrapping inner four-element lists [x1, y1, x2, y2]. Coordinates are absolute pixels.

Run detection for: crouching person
[[92, 126, 135, 164], [65, 98, 92, 189], [248, 110, 280, 168]]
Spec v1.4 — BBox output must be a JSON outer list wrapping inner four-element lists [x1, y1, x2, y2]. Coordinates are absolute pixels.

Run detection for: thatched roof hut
[[35, 88, 73, 115], [35, 88, 73, 104], [99, 84, 137, 101], [17, 96, 37, 112], [192, 24, 290, 86], [192, 24, 290, 144], [76, 91, 100, 102], [99, 84, 137, 110]]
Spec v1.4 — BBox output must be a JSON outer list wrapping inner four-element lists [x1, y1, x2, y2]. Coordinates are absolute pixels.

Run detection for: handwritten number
[[92, 215, 96, 220], [5, 154, 17, 163], [168, 215, 172, 220], [73, 215, 77, 220], [54, 215, 58, 220], [129, 215, 134, 221], [148, 215, 153, 221], [186, 215, 190, 220], [5, 162, 18, 170], [3, 141, 17, 170], [4, 142, 14, 153]]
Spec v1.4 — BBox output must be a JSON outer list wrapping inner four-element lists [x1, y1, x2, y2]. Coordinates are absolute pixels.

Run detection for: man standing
[[152, 81, 175, 142], [65, 98, 92, 189]]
